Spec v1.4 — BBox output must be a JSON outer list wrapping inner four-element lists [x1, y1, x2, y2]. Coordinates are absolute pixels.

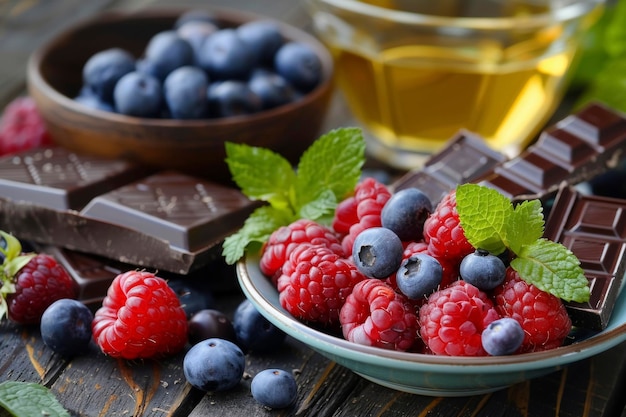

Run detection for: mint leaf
[[295, 127, 365, 211], [456, 184, 509, 255], [0, 381, 70, 417], [575, 57, 626, 113], [298, 189, 337, 222], [225, 142, 297, 211], [222, 206, 293, 265], [506, 199, 544, 255], [604, 0, 626, 58], [511, 239, 590, 302]]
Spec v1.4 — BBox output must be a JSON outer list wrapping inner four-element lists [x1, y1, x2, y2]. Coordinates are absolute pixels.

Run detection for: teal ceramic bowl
[[237, 253, 626, 397]]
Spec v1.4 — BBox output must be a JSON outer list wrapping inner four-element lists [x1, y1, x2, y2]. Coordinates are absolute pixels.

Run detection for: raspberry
[[260, 219, 343, 283], [0, 96, 52, 156], [334, 177, 392, 256], [340, 278, 419, 351], [423, 190, 474, 264], [277, 244, 365, 325], [493, 268, 572, 353], [3, 254, 77, 325], [419, 280, 500, 356], [92, 270, 188, 359]]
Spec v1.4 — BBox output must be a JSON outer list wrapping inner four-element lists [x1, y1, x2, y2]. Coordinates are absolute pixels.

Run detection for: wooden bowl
[[26, 7, 334, 183]]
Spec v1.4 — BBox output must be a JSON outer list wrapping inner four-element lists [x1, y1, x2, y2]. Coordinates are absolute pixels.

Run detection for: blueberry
[[381, 188, 433, 242], [352, 227, 403, 279], [248, 69, 295, 110], [481, 318, 525, 355], [74, 86, 115, 112], [164, 66, 209, 119], [82, 47, 135, 103], [40, 299, 93, 357], [274, 42, 322, 92], [395, 254, 442, 299], [177, 20, 218, 66], [113, 71, 162, 117], [207, 81, 262, 117], [167, 278, 215, 319], [183, 338, 245, 392], [188, 309, 237, 346], [233, 299, 286, 353], [198, 29, 256, 80], [143, 30, 194, 82], [459, 249, 506, 290], [251, 369, 298, 409], [237, 20, 284, 66]]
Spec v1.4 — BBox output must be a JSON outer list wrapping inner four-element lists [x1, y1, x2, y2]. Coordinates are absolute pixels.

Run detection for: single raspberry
[[92, 270, 188, 359], [493, 268, 572, 353], [3, 253, 77, 325], [260, 219, 344, 283], [0, 96, 52, 156], [419, 280, 500, 356], [331, 178, 392, 256], [340, 278, 419, 351], [423, 190, 474, 264], [277, 244, 365, 325]]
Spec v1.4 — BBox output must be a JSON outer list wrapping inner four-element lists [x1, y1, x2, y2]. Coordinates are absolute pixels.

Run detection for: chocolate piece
[[0, 147, 150, 210], [545, 185, 626, 330], [0, 147, 257, 274], [392, 130, 508, 204], [480, 103, 626, 202]]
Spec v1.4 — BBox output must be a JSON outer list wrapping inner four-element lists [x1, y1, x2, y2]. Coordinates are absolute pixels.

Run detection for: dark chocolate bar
[[392, 130, 508, 204], [0, 147, 257, 274], [479, 103, 626, 202], [545, 186, 626, 330]]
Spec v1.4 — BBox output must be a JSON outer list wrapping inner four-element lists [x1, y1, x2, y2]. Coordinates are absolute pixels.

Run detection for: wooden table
[[1, 1, 626, 416]]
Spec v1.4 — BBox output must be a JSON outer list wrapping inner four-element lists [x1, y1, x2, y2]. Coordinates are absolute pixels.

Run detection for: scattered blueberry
[[113, 71, 163, 117], [274, 42, 322, 92], [251, 369, 298, 409], [183, 338, 245, 392], [163, 66, 209, 119], [395, 254, 442, 299], [481, 318, 525, 355], [40, 299, 93, 357], [352, 227, 403, 279], [459, 249, 506, 290], [207, 81, 263, 117], [188, 309, 237, 346], [198, 28, 256, 80], [143, 30, 194, 82], [167, 278, 215, 319], [82, 48, 135, 103], [248, 69, 295, 110], [233, 299, 286, 353], [237, 20, 284, 66], [381, 188, 432, 241]]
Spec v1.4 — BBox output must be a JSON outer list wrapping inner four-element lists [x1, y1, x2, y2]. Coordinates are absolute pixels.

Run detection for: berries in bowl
[[229, 125, 626, 396], [26, 8, 333, 184]]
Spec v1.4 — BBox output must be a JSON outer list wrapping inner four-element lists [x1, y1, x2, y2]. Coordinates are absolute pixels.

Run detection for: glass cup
[[305, 0, 605, 170]]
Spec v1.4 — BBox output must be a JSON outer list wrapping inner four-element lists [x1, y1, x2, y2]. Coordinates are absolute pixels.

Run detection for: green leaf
[[604, 0, 626, 58], [222, 206, 294, 265], [456, 184, 510, 255], [575, 57, 626, 114], [225, 142, 297, 211], [0, 231, 22, 262], [0, 381, 70, 417], [295, 128, 365, 210], [298, 188, 337, 222], [510, 239, 591, 303], [506, 199, 544, 255]]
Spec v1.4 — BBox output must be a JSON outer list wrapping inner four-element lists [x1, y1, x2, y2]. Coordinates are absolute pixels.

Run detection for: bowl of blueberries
[[26, 7, 334, 183]]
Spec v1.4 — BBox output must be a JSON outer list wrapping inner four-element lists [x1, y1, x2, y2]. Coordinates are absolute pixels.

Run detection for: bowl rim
[[26, 6, 334, 129], [237, 252, 626, 371]]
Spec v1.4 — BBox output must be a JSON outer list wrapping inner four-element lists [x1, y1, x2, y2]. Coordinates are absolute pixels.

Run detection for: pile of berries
[[76, 9, 323, 120], [259, 178, 573, 356]]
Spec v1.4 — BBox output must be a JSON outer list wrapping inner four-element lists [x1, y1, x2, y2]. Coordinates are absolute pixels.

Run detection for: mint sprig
[[456, 184, 590, 303], [222, 128, 366, 265], [0, 381, 70, 417]]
